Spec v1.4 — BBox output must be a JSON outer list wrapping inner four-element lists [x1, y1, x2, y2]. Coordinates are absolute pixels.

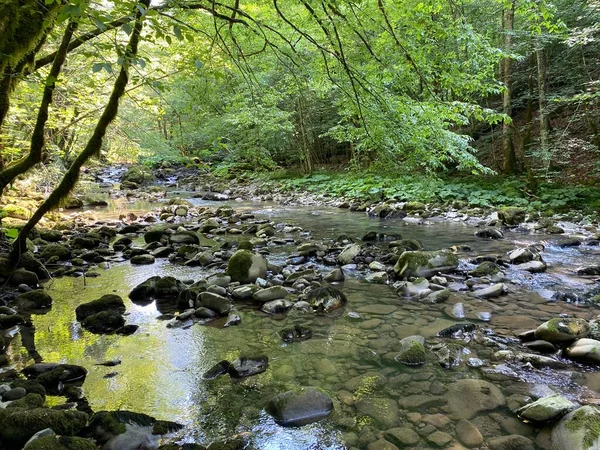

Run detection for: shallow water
[[7, 198, 600, 449]]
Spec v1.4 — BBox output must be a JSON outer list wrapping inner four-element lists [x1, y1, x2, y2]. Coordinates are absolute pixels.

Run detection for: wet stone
[[425, 431, 453, 447], [455, 419, 483, 448], [354, 397, 399, 429], [384, 426, 420, 447], [228, 356, 268, 378], [266, 387, 333, 427], [367, 440, 399, 450]]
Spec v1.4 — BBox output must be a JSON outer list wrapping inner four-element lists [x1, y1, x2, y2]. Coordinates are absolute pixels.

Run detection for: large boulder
[[266, 387, 333, 426], [552, 405, 600, 450], [535, 318, 590, 344], [129, 276, 185, 304], [226, 250, 267, 283], [445, 379, 505, 420], [0, 408, 89, 448], [39, 243, 70, 261], [394, 250, 458, 278]]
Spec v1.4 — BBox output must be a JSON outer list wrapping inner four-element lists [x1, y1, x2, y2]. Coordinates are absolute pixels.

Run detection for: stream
[[4, 177, 600, 450]]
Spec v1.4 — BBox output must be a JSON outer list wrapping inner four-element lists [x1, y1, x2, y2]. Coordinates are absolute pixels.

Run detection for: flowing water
[[6, 193, 600, 449]]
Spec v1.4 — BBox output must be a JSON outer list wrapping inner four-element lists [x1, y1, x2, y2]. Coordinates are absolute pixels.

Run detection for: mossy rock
[[226, 250, 267, 283], [3, 204, 32, 220], [120, 165, 155, 185], [87, 410, 183, 443], [158, 444, 207, 450], [38, 229, 62, 242], [535, 318, 590, 344], [75, 294, 125, 321], [169, 231, 199, 245], [23, 435, 98, 450], [404, 201, 426, 212], [498, 207, 526, 226], [0, 408, 89, 448], [393, 250, 458, 278], [470, 261, 501, 277], [9, 268, 39, 286], [62, 196, 83, 209], [82, 310, 125, 334], [0, 314, 25, 329], [389, 239, 423, 251], [39, 243, 71, 261], [395, 336, 427, 366], [16, 290, 52, 309], [552, 405, 600, 450], [6, 393, 45, 409]]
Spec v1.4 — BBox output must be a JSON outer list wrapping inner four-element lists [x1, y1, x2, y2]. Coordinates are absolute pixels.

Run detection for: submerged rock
[[266, 387, 333, 426], [303, 286, 347, 313], [395, 336, 426, 366], [280, 325, 313, 343], [202, 361, 231, 380], [445, 379, 505, 420], [261, 299, 293, 315]]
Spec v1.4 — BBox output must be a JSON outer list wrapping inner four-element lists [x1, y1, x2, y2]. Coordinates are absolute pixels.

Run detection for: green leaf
[[194, 59, 204, 69], [173, 25, 183, 41], [92, 63, 104, 73], [122, 23, 132, 35]]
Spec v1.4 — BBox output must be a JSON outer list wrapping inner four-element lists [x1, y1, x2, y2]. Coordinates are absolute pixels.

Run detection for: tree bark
[[536, 43, 550, 161], [11, 1, 150, 261], [502, 1, 517, 175], [0, 20, 78, 194]]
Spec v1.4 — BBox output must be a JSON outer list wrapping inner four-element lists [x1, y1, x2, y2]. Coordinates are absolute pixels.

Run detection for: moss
[[564, 407, 600, 448], [3, 204, 31, 220], [21, 435, 98, 450], [394, 250, 458, 278], [39, 243, 71, 261], [152, 419, 184, 435], [226, 250, 254, 282], [82, 310, 125, 334], [6, 393, 44, 409], [10, 379, 46, 398], [395, 340, 427, 366], [75, 294, 124, 321], [470, 261, 501, 277], [0, 408, 89, 447], [17, 290, 52, 309], [238, 240, 253, 250]]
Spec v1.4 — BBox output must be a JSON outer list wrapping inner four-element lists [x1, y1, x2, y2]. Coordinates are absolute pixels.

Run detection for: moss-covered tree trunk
[[502, 1, 517, 175], [10, 0, 151, 262], [0, 19, 78, 195]]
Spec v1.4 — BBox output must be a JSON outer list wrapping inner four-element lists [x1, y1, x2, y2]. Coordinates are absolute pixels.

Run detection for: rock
[[130, 254, 155, 265], [564, 338, 600, 363], [0, 313, 25, 329], [508, 248, 539, 264], [324, 268, 345, 282], [223, 314, 241, 327], [0, 408, 89, 447], [469, 261, 501, 277], [261, 299, 293, 315], [473, 283, 505, 299], [498, 207, 526, 226], [266, 387, 333, 426], [169, 231, 199, 245], [426, 431, 453, 447], [279, 325, 313, 343], [354, 397, 399, 429], [397, 278, 430, 296], [551, 405, 600, 450], [10, 269, 39, 286], [252, 286, 288, 303], [337, 243, 361, 265], [82, 310, 126, 334], [63, 196, 83, 209], [3, 204, 31, 220], [203, 361, 231, 380], [226, 250, 268, 283], [389, 239, 423, 251], [197, 292, 231, 316], [75, 294, 125, 321], [2, 387, 27, 401], [367, 440, 399, 450], [206, 274, 231, 287], [395, 336, 427, 366], [445, 379, 505, 420], [303, 286, 347, 313], [231, 285, 259, 299], [535, 318, 590, 344], [24, 435, 98, 450], [384, 427, 420, 447], [517, 394, 576, 423], [517, 260, 547, 273], [475, 228, 504, 239], [6, 393, 45, 409], [228, 356, 268, 378], [16, 290, 52, 309], [455, 419, 483, 447], [121, 165, 155, 185], [488, 435, 535, 450], [524, 340, 557, 353], [365, 271, 388, 284], [394, 250, 458, 278], [129, 276, 185, 303]]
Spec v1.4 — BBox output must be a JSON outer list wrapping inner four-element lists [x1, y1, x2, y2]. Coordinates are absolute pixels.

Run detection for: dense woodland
[[3, 0, 600, 244]]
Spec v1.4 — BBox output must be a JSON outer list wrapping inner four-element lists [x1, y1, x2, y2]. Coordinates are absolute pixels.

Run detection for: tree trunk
[[536, 43, 550, 166], [11, 1, 150, 262], [502, 1, 517, 175], [522, 55, 535, 154], [0, 20, 78, 195]]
